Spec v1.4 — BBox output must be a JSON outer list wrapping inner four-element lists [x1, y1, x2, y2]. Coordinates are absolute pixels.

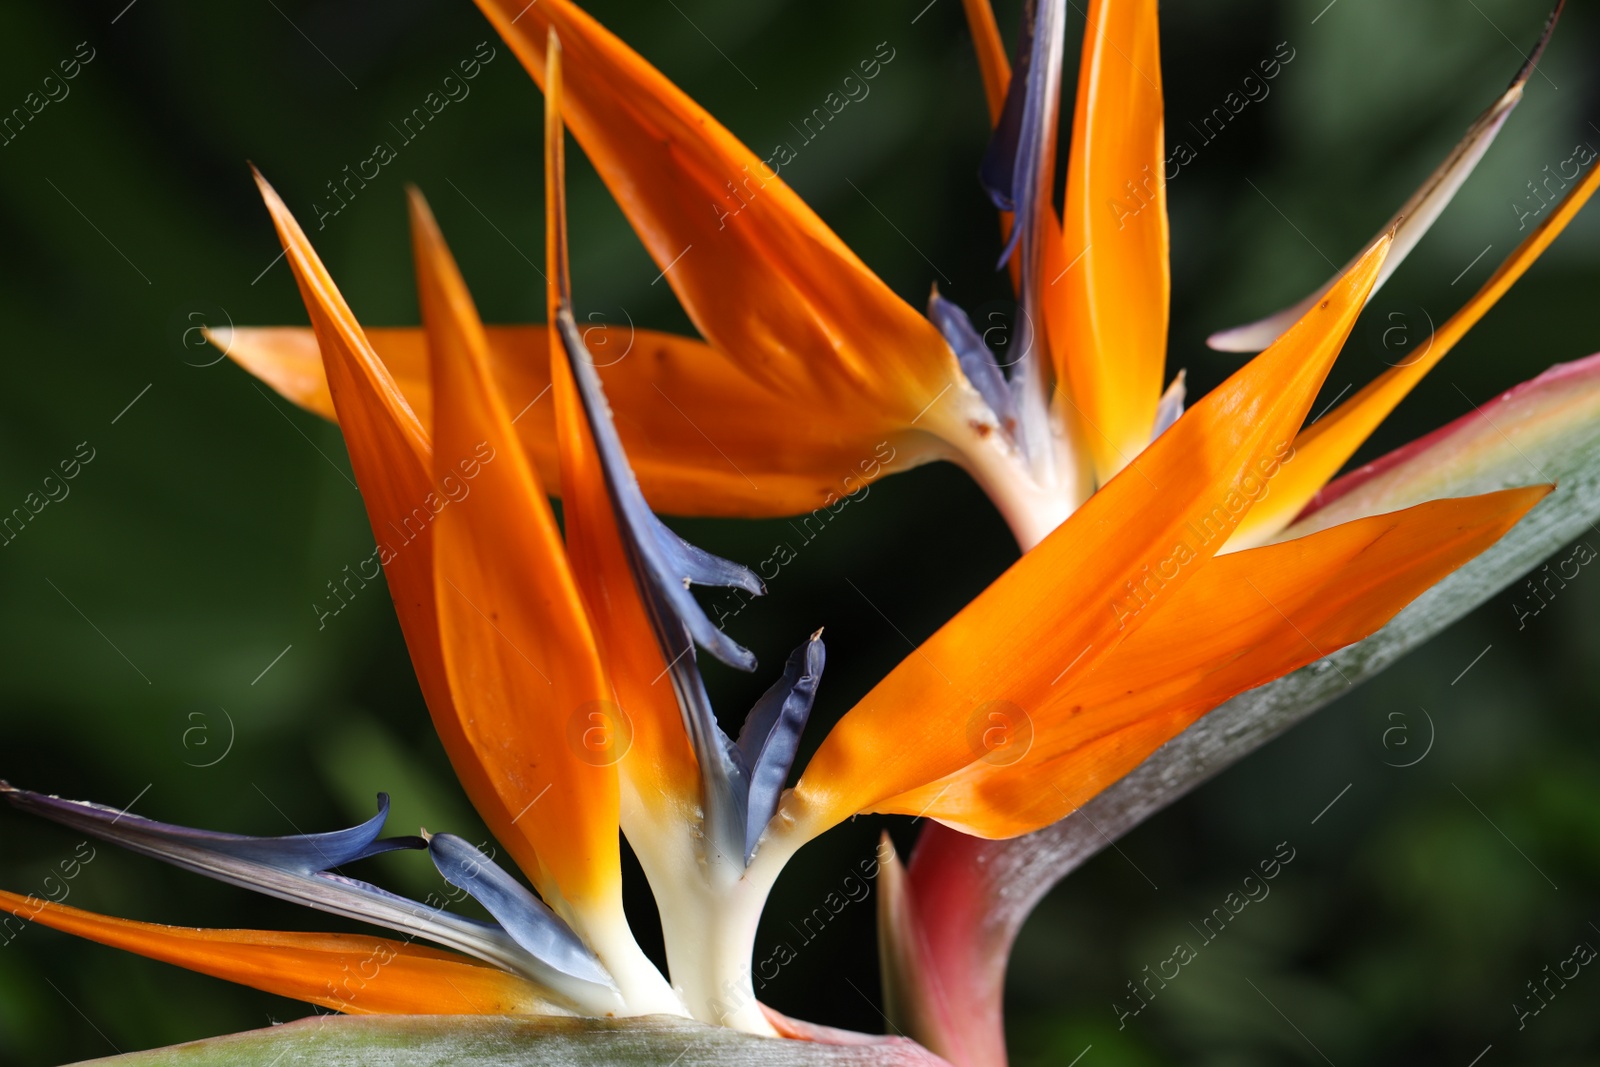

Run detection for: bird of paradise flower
[[3, 0, 1593, 1063]]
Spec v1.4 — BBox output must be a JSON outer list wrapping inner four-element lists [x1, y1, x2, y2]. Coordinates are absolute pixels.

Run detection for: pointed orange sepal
[[884, 485, 1549, 835], [1231, 159, 1600, 548], [0, 891, 551, 1016], [217, 323, 931, 519], [791, 236, 1392, 833], [1052, 0, 1170, 483], [252, 172, 543, 872], [473, 0, 959, 434], [541, 36, 700, 811], [409, 185, 620, 913]]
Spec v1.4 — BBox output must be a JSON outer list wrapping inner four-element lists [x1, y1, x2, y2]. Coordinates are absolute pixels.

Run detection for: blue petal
[[553, 309, 756, 865], [1, 785, 417, 874], [554, 312, 762, 674], [978, 2, 1034, 216], [927, 285, 1018, 430], [0, 783, 541, 980], [736, 632, 826, 865], [672, 665, 753, 862], [427, 833, 614, 989], [980, 0, 1067, 272], [657, 523, 765, 597]]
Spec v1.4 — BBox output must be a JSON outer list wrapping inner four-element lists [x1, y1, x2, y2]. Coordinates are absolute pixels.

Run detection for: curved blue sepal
[[981, 0, 1066, 272], [657, 523, 765, 598], [978, 1, 1034, 217], [0, 782, 546, 978], [554, 307, 760, 863], [1, 785, 416, 874], [555, 310, 762, 674], [737, 633, 826, 865], [426, 833, 614, 989], [927, 286, 1018, 433]]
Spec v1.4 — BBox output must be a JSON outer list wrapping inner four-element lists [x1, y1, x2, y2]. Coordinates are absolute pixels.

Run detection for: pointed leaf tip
[[1509, 0, 1565, 91]]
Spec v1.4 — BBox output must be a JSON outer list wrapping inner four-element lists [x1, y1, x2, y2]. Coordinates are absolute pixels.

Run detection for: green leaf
[[882, 351, 1600, 1066], [69, 1014, 950, 1066]]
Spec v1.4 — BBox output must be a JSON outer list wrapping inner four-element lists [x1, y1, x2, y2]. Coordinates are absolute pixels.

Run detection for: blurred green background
[[2, 0, 1599, 1063]]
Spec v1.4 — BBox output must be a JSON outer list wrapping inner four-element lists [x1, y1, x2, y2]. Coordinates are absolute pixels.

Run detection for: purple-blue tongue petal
[[927, 285, 1018, 432], [0, 782, 543, 980], [11, 788, 416, 872], [553, 308, 757, 866], [979, 0, 1066, 271], [978, 1, 1033, 216], [736, 632, 826, 864], [1, 784, 420, 874], [657, 523, 766, 598], [427, 833, 615, 989], [553, 310, 764, 676]]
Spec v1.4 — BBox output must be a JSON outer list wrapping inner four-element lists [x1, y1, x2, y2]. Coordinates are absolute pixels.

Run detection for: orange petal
[[0, 891, 550, 1015], [214, 325, 339, 420], [254, 173, 573, 904], [883, 486, 1549, 836], [789, 236, 1392, 832], [541, 41, 699, 811], [1230, 159, 1600, 549], [252, 173, 533, 858], [410, 186, 620, 913], [217, 325, 433, 430], [473, 0, 959, 428], [1052, 0, 1169, 483], [218, 324, 932, 518]]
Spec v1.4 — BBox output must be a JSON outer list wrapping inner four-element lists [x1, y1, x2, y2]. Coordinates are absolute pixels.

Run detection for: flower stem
[[648, 820, 811, 1034]]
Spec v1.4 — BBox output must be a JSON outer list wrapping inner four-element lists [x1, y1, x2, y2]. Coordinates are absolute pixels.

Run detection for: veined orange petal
[[1230, 160, 1600, 549], [216, 325, 933, 518], [542, 35, 699, 811], [0, 891, 550, 1016], [962, 0, 1011, 124], [217, 325, 338, 420], [252, 172, 538, 874], [789, 237, 1392, 833], [409, 187, 619, 913], [1053, 0, 1170, 483], [473, 0, 959, 426], [883, 486, 1548, 836]]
